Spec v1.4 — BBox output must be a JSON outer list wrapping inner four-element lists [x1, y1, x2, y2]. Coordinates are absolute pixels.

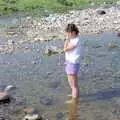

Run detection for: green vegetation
[[0, 0, 118, 15]]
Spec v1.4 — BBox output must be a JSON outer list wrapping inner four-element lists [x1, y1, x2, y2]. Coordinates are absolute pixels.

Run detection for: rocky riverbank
[[22, 1, 120, 41], [0, 1, 120, 52]]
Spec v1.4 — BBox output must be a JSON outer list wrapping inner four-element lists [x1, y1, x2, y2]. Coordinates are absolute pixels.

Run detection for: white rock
[[23, 114, 42, 120], [4, 85, 14, 91]]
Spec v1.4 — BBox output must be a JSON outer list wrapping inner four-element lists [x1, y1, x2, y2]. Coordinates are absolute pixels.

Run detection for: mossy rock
[[108, 42, 118, 49]]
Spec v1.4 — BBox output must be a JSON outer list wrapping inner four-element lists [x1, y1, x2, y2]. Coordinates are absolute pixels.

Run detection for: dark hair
[[65, 23, 79, 35]]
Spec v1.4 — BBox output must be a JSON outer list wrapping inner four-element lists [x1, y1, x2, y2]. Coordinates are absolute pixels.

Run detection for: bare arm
[[64, 40, 68, 51], [64, 40, 76, 52]]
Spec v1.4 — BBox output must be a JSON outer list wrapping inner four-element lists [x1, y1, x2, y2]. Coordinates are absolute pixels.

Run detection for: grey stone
[[40, 96, 54, 106], [97, 10, 106, 15], [117, 32, 120, 37], [56, 112, 64, 120], [49, 81, 60, 89]]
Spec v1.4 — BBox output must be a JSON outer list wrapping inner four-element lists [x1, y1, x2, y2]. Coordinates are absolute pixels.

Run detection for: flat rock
[[44, 46, 63, 56]]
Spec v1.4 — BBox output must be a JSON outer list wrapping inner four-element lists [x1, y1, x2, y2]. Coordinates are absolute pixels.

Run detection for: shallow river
[[0, 32, 120, 120]]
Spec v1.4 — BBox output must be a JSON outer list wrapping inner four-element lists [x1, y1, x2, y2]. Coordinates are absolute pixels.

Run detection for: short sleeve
[[70, 37, 79, 46]]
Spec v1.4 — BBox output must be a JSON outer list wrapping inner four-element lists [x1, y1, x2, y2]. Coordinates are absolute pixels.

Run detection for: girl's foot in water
[[65, 98, 79, 104]]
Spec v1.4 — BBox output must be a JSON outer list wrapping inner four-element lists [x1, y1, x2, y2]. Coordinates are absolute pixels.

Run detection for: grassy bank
[[0, 0, 118, 15]]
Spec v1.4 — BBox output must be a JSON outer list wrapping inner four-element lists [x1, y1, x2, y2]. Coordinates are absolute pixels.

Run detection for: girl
[[64, 23, 82, 103]]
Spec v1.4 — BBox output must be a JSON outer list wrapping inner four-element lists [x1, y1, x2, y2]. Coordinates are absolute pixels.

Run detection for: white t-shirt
[[65, 35, 82, 63]]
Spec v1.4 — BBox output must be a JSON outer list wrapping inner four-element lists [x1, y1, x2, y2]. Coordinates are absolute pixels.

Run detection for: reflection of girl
[[67, 99, 78, 120], [64, 24, 82, 103]]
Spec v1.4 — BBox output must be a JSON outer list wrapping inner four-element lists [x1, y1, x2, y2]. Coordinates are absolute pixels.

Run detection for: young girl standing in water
[[64, 24, 82, 103]]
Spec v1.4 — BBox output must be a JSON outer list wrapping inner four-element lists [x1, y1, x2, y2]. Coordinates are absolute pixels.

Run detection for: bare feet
[[65, 98, 79, 104]]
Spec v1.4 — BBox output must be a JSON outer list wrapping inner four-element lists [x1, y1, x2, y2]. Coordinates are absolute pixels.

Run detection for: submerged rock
[[56, 112, 64, 120], [49, 81, 61, 89], [31, 61, 37, 65], [44, 46, 63, 56], [40, 96, 54, 106], [46, 72, 53, 75], [108, 42, 118, 48], [92, 45, 102, 48]]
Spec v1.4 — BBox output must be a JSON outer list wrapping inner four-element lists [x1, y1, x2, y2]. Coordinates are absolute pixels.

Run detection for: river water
[[0, 30, 120, 119]]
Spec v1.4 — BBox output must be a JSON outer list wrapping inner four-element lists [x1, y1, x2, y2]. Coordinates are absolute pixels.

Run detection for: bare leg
[[67, 74, 79, 100]]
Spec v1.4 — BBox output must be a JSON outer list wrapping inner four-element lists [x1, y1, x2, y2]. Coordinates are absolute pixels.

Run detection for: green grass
[[0, 0, 118, 15]]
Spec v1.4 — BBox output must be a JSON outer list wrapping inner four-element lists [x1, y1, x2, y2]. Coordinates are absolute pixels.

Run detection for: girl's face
[[66, 31, 76, 39]]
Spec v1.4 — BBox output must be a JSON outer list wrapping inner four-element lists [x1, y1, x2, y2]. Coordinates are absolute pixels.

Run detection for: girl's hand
[[64, 40, 69, 52], [64, 40, 76, 52]]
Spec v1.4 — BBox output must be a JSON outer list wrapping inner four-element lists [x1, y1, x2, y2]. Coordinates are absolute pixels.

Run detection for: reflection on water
[[67, 99, 79, 120]]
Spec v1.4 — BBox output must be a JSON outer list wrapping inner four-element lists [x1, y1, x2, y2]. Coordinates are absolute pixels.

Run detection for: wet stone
[[44, 46, 63, 56], [23, 114, 43, 120], [56, 112, 64, 120], [23, 107, 38, 115], [31, 61, 37, 65], [97, 10, 106, 15], [49, 81, 60, 89], [92, 45, 102, 48], [117, 32, 120, 37], [108, 42, 118, 48], [0, 92, 10, 104], [46, 72, 53, 75]]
